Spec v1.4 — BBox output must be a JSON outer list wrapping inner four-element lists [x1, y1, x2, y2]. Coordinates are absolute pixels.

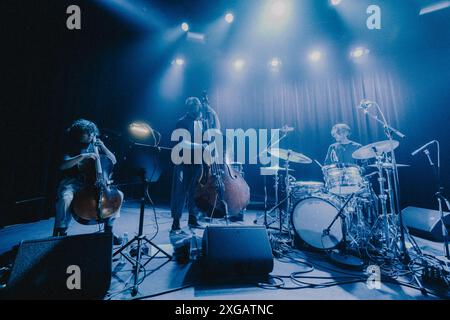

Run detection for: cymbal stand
[[282, 154, 292, 233], [373, 151, 391, 251], [360, 101, 408, 260]]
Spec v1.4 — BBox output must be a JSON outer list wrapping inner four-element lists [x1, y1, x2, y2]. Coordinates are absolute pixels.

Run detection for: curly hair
[[66, 119, 99, 141]]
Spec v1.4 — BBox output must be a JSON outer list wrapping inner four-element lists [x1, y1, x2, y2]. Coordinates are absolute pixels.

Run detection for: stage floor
[[0, 201, 447, 300]]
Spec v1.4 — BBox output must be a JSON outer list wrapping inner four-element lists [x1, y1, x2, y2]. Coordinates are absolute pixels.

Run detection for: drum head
[[292, 196, 343, 250]]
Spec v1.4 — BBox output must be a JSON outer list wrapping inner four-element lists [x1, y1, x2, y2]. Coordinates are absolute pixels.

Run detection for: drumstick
[[314, 159, 323, 169]]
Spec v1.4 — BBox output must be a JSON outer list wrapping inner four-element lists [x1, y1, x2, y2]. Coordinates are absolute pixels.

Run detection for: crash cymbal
[[368, 163, 410, 169], [269, 148, 312, 164], [352, 140, 400, 160]]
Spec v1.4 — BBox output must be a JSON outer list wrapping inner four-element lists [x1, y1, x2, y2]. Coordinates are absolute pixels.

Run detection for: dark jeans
[[170, 165, 203, 220]]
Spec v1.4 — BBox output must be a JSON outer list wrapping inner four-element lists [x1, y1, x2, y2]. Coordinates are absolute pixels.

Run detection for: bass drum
[[291, 194, 345, 250]]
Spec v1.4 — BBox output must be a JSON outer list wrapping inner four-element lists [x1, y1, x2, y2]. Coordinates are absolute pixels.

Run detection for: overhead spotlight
[[269, 58, 282, 68], [330, 0, 342, 6], [271, 0, 287, 18], [225, 12, 234, 23], [233, 59, 245, 71], [309, 50, 322, 62], [129, 122, 153, 139], [172, 57, 185, 66], [181, 22, 189, 32], [350, 47, 370, 59]]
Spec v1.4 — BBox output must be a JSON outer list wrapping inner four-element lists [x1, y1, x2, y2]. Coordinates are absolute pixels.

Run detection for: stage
[[0, 201, 445, 300]]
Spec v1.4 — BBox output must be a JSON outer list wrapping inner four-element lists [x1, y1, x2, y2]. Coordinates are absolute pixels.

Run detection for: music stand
[[113, 143, 172, 297]]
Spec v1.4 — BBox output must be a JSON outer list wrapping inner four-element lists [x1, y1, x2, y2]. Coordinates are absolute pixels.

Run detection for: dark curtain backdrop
[[205, 70, 410, 202], [1, 0, 449, 226]]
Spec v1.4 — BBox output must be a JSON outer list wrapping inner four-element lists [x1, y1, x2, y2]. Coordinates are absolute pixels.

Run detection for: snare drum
[[322, 164, 364, 196]]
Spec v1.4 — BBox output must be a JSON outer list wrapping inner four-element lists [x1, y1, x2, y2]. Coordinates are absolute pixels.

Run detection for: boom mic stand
[[360, 100, 427, 295], [359, 101, 409, 261], [417, 141, 450, 260]]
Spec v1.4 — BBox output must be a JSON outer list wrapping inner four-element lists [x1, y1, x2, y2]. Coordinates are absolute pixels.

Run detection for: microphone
[[411, 140, 436, 156], [358, 99, 374, 110], [280, 125, 294, 133]]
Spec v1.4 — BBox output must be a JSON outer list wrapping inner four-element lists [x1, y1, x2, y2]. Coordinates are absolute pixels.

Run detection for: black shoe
[[188, 219, 205, 229], [113, 234, 123, 246], [229, 214, 244, 222], [171, 219, 181, 232]]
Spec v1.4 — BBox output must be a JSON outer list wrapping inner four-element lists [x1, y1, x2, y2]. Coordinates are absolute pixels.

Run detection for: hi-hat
[[260, 166, 295, 176], [269, 148, 312, 164], [352, 140, 400, 160], [264, 165, 295, 171]]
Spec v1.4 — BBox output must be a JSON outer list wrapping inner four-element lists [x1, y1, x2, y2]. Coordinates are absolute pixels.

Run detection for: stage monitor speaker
[[3, 232, 112, 299], [402, 206, 450, 242], [201, 226, 273, 279]]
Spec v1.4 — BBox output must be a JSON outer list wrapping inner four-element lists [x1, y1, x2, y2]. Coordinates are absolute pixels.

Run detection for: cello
[[194, 92, 250, 219], [72, 136, 123, 225]]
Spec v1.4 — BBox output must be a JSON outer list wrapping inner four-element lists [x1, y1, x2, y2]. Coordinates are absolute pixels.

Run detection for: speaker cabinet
[[3, 232, 112, 299], [201, 226, 273, 279], [402, 206, 450, 242]]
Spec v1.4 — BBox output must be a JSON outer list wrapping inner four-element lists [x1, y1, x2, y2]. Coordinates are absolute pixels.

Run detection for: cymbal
[[368, 163, 410, 169], [260, 166, 294, 176], [269, 148, 312, 164], [264, 166, 295, 171], [352, 140, 400, 160]]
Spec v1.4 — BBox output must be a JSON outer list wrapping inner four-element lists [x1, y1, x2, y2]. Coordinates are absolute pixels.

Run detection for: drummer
[[324, 123, 366, 167]]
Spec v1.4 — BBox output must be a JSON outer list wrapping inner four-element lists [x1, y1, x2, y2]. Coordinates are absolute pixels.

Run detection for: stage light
[[225, 13, 234, 23], [172, 57, 185, 66], [270, 0, 287, 18], [181, 22, 189, 32], [330, 0, 342, 6], [309, 50, 322, 62], [269, 58, 282, 68], [420, 1, 450, 15], [233, 59, 245, 71], [350, 47, 370, 59], [129, 122, 153, 139]]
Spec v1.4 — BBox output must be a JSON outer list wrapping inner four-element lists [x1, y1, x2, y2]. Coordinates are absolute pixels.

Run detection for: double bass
[[194, 93, 250, 218], [72, 137, 123, 225]]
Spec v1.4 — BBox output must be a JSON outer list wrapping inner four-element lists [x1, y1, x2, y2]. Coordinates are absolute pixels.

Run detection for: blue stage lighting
[[309, 50, 322, 62], [330, 0, 342, 6], [225, 13, 234, 24], [350, 47, 370, 59], [181, 22, 189, 32]]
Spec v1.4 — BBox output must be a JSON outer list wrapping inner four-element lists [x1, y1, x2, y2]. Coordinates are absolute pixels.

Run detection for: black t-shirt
[[174, 110, 220, 166], [324, 141, 362, 166], [60, 138, 96, 179]]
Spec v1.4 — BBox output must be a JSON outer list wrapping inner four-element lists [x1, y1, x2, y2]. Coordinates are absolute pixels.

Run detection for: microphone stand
[[360, 101, 427, 295], [421, 141, 450, 260], [360, 102, 409, 261]]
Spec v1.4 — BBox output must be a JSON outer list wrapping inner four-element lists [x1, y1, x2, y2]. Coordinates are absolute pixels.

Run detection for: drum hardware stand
[[254, 127, 290, 226], [360, 100, 428, 295], [113, 169, 172, 297], [374, 151, 392, 252], [322, 193, 364, 269], [283, 154, 292, 233], [359, 100, 409, 262]]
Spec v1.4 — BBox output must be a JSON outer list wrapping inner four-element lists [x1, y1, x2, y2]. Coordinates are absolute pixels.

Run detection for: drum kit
[[261, 139, 411, 266]]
